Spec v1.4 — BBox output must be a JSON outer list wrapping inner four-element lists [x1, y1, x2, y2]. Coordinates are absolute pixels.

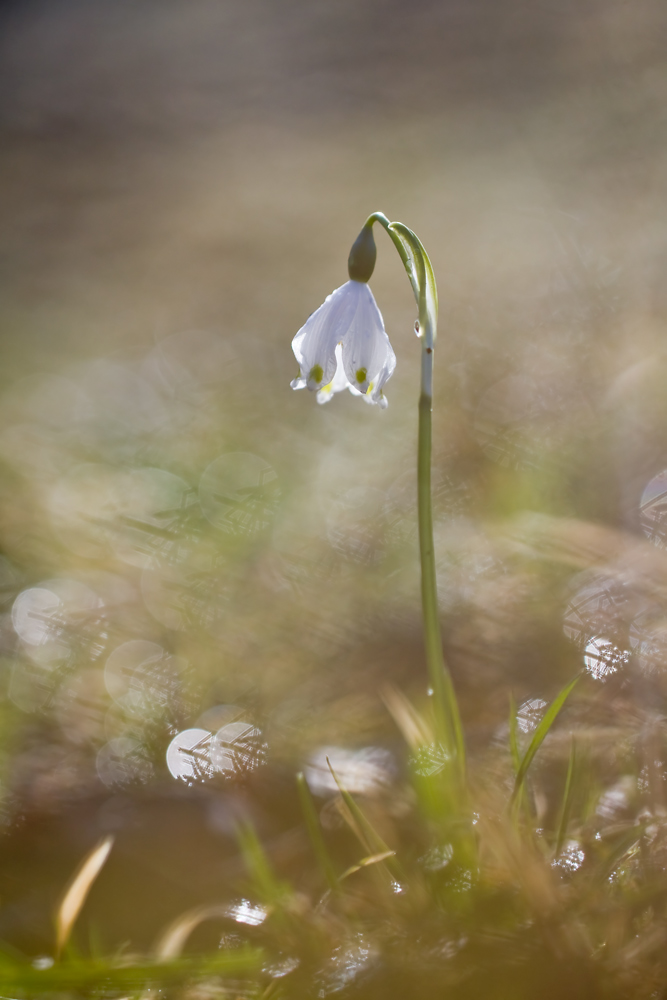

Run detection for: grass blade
[[339, 851, 396, 881], [0, 951, 262, 993], [296, 772, 338, 892], [508, 691, 531, 828], [511, 675, 579, 807], [55, 835, 114, 957], [509, 692, 520, 774], [154, 903, 236, 961], [326, 757, 401, 880], [555, 737, 577, 856], [381, 684, 432, 750], [236, 822, 291, 918]]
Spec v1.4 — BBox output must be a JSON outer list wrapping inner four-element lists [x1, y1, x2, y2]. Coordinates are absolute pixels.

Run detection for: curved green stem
[[365, 213, 464, 773], [364, 213, 414, 291]]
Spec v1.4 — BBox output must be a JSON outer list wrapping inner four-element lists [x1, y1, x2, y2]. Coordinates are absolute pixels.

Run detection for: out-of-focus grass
[[2, 0, 667, 995], [10, 677, 667, 999]]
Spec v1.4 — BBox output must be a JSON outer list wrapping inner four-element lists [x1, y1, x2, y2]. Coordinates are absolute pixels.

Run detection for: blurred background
[[1, 0, 667, 962]]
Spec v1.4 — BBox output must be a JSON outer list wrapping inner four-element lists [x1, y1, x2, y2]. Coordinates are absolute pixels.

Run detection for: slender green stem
[[366, 213, 464, 772], [415, 281, 464, 770], [296, 772, 339, 891], [555, 738, 576, 856]]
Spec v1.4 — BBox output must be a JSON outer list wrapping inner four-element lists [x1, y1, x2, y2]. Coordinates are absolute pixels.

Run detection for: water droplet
[[97, 737, 154, 787], [263, 955, 300, 978], [597, 777, 636, 820], [104, 640, 183, 716], [419, 843, 454, 872], [166, 728, 212, 782], [516, 698, 547, 734], [12, 588, 63, 647], [227, 899, 267, 926], [410, 742, 450, 777], [583, 636, 629, 680], [639, 469, 667, 547], [551, 842, 585, 874], [210, 721, 267, 775], [563, 571, 636, 650], [32, 956, 54, 970], [630, 610, 667, 681]]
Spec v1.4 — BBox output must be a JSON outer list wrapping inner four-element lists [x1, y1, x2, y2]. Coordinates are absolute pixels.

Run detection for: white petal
[[339, 283, 395, 400], [316, 345, 349, 403], [330, 344, 353, 392], [366, 342, 396, 407], [291, 281, 362, 392]]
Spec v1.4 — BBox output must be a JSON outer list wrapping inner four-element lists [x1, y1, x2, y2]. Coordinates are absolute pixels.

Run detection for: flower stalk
[[363, 212, 465, 776]]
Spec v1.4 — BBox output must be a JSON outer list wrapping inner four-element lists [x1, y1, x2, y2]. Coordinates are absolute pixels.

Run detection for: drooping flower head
[[290, 223, 396, 408]]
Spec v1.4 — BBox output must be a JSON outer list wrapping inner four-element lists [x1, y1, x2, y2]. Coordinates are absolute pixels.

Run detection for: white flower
[[290, 280, 396, 408]]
